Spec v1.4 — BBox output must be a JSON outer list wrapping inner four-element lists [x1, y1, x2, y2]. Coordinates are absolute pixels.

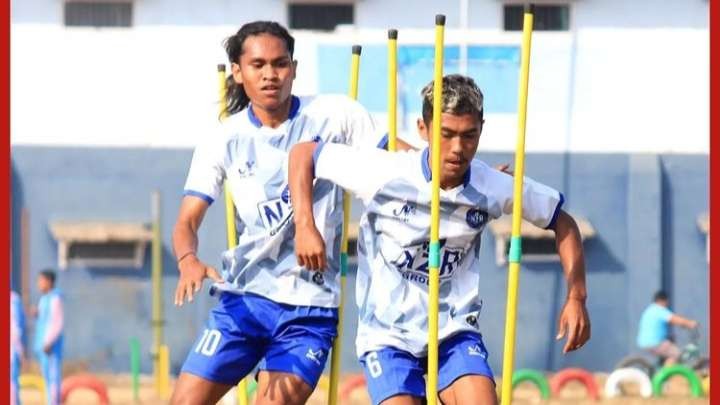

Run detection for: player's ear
[[231, 62, 243, 85], [292, 60, 298, 79], [417, 118, 429, 142]]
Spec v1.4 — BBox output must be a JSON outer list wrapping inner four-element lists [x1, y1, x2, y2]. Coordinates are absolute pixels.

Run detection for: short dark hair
[[421, 74, 484, 125], [653, 290, 668, 302], [39, 269, 57, 286]]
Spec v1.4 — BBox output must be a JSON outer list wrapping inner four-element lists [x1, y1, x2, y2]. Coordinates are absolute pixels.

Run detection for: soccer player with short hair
[[170, 21, 396, 405], [289, 74, 591, 405]]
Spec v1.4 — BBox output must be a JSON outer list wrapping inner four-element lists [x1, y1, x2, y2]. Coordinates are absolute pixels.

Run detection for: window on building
[[488, 214, 595, 266], [64, 1, 133, 27], [503, 4, 570, 31], [50, 221, 152, 269], [288, 3, 354, 31]]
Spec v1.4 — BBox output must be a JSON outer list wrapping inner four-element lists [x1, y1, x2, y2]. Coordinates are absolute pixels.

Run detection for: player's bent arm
[[288, 142, 328, 271], [172, 196, 223, 305], [553, 210, 591, 353], [172, 196, 210, 260], [554, 210, 587, 301], [288, 142, 318, 230]]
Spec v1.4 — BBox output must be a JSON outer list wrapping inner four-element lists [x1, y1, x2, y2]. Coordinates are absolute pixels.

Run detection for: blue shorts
[[181, 292, 338, 389], [360, 332, 495, 405]]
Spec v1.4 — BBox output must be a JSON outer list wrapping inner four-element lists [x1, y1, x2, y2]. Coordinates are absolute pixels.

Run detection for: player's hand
[[556, 297, 591, 353], [295, 222, 327, 271], [495, 163, 514, 176], [174, 255, 223, 306]]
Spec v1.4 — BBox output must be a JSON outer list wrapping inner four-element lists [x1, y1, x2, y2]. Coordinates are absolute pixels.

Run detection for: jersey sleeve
[[341, 97, 387, 149], [486, 166, 564, 229], [313, 142, 396, 204], [182, 137, 227, 205]]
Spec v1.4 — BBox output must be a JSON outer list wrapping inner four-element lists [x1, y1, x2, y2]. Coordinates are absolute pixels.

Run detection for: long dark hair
[[222, 21, 295, 116]]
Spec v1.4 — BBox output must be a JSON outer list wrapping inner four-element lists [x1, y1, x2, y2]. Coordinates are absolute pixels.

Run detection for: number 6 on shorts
[[366, 352, 383, 378]]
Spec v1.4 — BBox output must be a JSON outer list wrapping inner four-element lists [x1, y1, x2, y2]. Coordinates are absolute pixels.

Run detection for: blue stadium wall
[[10, 146, 708, 375]]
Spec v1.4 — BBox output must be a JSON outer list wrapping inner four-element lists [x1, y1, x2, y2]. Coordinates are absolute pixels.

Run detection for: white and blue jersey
[[313, 144, 564, 358], [183, 94, 383, 308]]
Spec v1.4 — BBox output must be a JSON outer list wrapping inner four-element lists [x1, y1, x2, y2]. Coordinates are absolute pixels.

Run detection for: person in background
[[11, 290, 27, 405], [637, 290, 698, 366], [33, 270, 64, 405]]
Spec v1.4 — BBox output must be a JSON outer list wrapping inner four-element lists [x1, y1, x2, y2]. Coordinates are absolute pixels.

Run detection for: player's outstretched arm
[[289, 142, 327, 271], [553, 210, 591, 353], [172, 196, 223, 306]]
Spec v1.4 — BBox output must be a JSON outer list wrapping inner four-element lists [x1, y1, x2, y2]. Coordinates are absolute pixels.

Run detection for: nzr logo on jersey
[[392, 201, 417, 222], [394, 240, 467, 285], [237, 160, 256, 178], [257, 185, 293, 235], [466, 208, 488, 229]]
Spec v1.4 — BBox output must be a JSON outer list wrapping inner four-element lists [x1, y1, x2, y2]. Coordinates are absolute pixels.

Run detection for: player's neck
[[440, 175, 463, 190], [251, 99, 292, 129]]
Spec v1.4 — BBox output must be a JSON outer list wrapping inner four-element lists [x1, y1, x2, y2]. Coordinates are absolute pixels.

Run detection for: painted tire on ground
[[339, 374, 367, 402], [604, 367, 653, 398], [61, 374, 110, 404], [20, 374, 47, 403], [550, 368, 599, 400], [511, 369, 550, 399], [651, 365, 703, 398], [616, 356, 656, 377]]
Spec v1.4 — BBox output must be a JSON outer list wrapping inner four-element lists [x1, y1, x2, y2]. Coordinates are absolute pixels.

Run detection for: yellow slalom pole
[[427, 14, 445, 405], [217, 64, 249, 405], [387, 29, 398, 152], [151, 191, 164, 394], [158, 344, 171, 399], [328, 44, 361, 405], [500, 7, 534, 405]]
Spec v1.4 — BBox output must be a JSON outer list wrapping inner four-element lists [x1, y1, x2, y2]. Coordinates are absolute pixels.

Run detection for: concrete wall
[[11, 146, 708, 374]]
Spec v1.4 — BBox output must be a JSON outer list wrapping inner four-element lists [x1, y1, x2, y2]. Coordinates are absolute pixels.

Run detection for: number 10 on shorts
[[195, 329, 221, 356]]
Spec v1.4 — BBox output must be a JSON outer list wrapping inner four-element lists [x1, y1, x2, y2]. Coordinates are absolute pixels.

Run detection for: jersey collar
[[247, 95, 301, 128], [421, 147, 471, 188]]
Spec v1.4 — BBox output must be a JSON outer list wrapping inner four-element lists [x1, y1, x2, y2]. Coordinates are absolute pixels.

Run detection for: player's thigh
[[255, 370, 313, 405], [437, 332, 496, 405], [170, 372, 233, 405], [439, 374, 497, 405], [262, 304, 338, 392], [177, 295, 267, 401], [361, 348, 426, 405]]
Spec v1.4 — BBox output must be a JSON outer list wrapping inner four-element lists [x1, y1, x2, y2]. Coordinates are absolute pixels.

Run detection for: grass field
[[18, 372, 709, 404]]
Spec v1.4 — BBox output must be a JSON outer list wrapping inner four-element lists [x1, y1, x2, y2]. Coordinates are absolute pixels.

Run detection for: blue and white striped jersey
[[184, 94, 382, 308], [313, 143, 564, 357]]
